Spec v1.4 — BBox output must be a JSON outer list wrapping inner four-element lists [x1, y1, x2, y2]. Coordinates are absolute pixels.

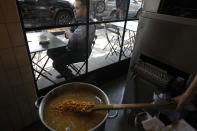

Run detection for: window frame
[[16, 0, 141, 96]]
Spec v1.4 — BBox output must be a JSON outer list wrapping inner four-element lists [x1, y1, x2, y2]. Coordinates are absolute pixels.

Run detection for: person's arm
[[66, 25, 86, 51], [173, 74, 197, 110], [65, 28, 72, 39]]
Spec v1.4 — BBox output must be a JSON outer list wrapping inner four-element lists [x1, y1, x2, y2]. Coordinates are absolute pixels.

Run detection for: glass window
[[120, 20, 138, 60], [18, 0, 74, 28], [88, 22, 124, 72], [90, 0, 130, 22], [128, 0, 142, 19], [16, 0, 142, 90]]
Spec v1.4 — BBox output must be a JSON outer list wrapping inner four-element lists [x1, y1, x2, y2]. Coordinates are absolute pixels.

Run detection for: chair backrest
[[104, 23, 121, 44], [69, 35, 97, 76], [105, 23, 120, 35]]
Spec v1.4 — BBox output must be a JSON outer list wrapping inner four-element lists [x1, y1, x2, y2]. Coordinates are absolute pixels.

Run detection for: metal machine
[[124, 0, 197, 127]]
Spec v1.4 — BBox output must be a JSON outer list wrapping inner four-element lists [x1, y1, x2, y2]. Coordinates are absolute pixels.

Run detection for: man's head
[[74, 0, 87, 19]]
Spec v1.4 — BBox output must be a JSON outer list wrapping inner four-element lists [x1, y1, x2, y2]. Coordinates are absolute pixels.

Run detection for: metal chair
[[68, 35, 97, 76], [122, 30, 136, 57], [103, 23, 125, 59], [31, 51, 56, 84]]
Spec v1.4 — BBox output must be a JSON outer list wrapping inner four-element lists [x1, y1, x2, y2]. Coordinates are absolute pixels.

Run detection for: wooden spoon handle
[[95, 103, 176, 110]]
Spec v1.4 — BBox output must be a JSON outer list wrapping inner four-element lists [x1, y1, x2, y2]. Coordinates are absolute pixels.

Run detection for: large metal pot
[[36, 82, 111, 131]]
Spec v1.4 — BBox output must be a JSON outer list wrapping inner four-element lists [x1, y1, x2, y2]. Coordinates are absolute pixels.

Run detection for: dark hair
[[75, 0, 87, 8]]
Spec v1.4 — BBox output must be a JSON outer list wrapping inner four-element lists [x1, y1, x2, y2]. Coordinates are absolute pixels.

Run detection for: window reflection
[[88, 22, 124, 72], [121, 20, 138, 60], [18, 0, 74, 28], [16, 0, 141, 90], [128, 0, 142, 19], [25, 0, 96, 89], [90, 0, 142, 21], [90, 0, 131, 21], [17, 0, 142, 29]]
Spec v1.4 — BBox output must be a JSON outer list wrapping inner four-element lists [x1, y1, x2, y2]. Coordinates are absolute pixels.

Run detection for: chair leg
[[35, 57, 52, 80], [76, 62, 86, 75], [103, 36, 115, 50], [68, 62, 86, 76], [69, 64, 79, 73]]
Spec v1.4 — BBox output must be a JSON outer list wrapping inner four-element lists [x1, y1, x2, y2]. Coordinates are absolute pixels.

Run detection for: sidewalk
[[35, 21, 138, 89]]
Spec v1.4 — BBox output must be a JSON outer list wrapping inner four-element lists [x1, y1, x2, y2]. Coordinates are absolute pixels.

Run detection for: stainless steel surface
[[133, 13, 197, 73], [124, 11, 197, 128], [26, 32, 67, 53], [38, 82, 110, 131], [124, 12, 196, 105], [142, 12, 197, 26], [35, 96, 44, 109]]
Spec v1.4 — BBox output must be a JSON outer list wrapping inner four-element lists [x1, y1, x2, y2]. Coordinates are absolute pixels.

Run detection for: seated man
[[47, 0, 96, 79]]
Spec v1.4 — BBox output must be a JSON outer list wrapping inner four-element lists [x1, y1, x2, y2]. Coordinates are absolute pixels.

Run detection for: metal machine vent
[[134, 61, 174, 89]]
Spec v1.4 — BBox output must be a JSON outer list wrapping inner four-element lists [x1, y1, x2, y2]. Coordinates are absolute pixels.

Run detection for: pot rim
[[38, 82, 110, 131]]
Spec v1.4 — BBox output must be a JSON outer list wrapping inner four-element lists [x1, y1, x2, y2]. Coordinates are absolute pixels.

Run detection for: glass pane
[[17, 0, 94, 29], [90, 0, 130, 22], [88, 22, 124, 72], [26, 25, 90, 90], [128, 0, 142, 19], [16, 0, 137, 90], [121, 20, 139, 60]]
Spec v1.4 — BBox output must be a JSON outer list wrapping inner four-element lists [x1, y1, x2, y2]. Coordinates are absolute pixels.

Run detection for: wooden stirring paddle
[[85, 103, 176, 113], [54, 100, 176, 113]]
